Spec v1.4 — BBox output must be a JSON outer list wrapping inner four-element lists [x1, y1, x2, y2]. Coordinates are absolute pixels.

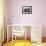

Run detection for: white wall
[[7, 0, 46, 37], [0, 0, 4, 42]]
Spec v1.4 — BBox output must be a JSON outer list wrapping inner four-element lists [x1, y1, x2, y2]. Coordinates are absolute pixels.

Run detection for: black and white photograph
[[22, 6, 32, 14]]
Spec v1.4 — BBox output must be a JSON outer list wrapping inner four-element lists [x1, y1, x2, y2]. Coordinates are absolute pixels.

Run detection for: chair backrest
[[12, 25, 25, 36]]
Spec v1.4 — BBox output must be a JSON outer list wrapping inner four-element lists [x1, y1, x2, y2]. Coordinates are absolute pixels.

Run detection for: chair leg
[[12, 30, 13, 43], [1, 42, 3, 46], [15, 36, 16, 43], [24, 30, 26, 46]]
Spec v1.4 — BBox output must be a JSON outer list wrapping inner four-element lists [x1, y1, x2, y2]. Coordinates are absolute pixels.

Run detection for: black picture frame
[[22, 6, 32, 14]]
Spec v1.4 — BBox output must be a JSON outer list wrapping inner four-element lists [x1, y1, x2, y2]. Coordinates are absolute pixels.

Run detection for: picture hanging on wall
[[22, 6, 32, 14]]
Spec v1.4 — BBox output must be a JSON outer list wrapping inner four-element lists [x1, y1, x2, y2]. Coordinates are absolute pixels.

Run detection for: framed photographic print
[[22, 6, 32, 14]]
